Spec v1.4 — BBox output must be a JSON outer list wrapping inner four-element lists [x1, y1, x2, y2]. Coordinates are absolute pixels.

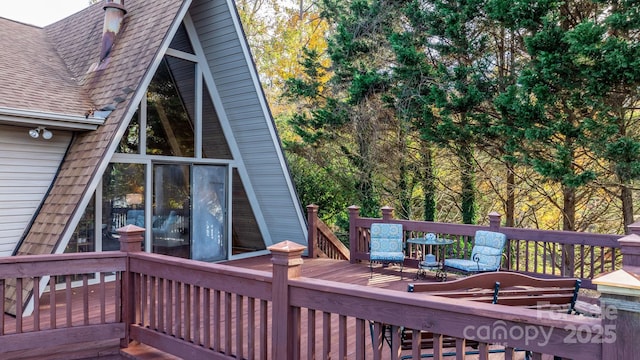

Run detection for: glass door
[[192, 166, 227, 261], [153, 164, 190, 258]]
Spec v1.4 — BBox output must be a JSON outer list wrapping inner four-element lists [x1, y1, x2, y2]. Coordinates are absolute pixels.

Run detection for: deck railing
[[306, 204, 350, 260], [1, 225, 639, 359], [0, 252, 126, 358], [348, 206, 624, 288]]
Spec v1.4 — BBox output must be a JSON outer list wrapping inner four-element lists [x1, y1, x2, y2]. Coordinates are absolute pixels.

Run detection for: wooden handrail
[[307, 204, 350, 260]]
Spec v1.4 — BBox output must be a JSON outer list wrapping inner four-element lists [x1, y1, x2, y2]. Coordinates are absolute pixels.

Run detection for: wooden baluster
[[48, 276, 56, 329], [65, 276, 72, 327], [247, 297, 255, 359], [323, 312, 331, 360], [260, 299, 268, 360]]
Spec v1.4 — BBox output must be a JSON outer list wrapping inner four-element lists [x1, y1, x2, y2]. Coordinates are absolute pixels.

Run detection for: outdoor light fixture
[[28, 127, 53, 140]]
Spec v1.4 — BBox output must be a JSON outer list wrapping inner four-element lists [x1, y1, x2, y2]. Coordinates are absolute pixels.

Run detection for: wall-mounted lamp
[[29, 127, 53, 140]]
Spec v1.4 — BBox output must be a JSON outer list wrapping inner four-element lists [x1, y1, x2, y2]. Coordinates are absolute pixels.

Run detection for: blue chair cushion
[[444, 258, 500, 272], [444, 230, 506, 272], [370, 223, 404, 262], [370, 252, 406, 261]]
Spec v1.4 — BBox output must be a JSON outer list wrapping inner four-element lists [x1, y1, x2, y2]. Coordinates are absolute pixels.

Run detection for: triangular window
[[146, 57, 195, 157]]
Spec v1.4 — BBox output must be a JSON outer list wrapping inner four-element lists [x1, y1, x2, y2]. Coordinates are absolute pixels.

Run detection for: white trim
[[144, 158, 152, 253], [110, 153, 234, 165], [0, 107, 104, 130], [195, 64, 203, 159], [226, 165, 233, 259], [228, 248, 270, 261], [95, 183, 103, 252], [165, 48, 199, 63], [139, 99, 147, 155], [223, 0, 308, 239]]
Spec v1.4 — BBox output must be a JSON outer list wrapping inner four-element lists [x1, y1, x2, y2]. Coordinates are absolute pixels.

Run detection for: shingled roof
[[0, 18, 92, 116], [16, 0, 189, 256]]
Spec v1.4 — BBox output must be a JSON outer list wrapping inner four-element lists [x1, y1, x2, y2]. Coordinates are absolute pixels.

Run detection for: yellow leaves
[[238, 1, 330, 119]]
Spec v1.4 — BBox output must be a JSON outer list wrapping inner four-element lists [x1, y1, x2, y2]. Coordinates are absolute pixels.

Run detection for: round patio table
[[407, 235, 454, 281]]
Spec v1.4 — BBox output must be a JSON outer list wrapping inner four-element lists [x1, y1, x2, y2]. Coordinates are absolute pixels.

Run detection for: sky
[[0, 0, 90, 27]]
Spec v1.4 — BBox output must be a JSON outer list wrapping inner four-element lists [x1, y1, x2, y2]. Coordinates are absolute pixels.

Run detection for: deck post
[[627, 220, 640, 236], [117, 224, 144, 348], [488, 212, 501, 231], [488, 212, 507, 268], [348, 205, 361, 264], [117, 224, 144, 253], [307, 204, 319, 259], [269, 241, 306, 360], [381, 206, 394, 221], [594, 234, 640, 359]]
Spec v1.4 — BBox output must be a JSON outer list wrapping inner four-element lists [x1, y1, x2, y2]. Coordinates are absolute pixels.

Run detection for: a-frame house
[[0, 0, 307, 268]]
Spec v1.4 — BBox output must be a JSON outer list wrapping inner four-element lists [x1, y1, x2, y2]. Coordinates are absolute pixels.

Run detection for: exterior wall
[[190, 0, 308, 247], [0, 124, 71, 256]]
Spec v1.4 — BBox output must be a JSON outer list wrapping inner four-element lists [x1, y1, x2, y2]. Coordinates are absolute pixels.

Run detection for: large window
[[73, 23, 267, 261]]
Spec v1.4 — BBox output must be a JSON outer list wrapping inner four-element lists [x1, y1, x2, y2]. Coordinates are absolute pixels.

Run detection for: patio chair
[[369, 223, 405, 279], [444, 230, 506, 274]]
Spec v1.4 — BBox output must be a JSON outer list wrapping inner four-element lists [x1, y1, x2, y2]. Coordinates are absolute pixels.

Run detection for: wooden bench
[[409, 271, 582, 312], [396, 272, 583, 358]]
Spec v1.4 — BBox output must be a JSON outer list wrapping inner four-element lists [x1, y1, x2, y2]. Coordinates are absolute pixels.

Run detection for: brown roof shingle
[[0, 17, 92, 116]]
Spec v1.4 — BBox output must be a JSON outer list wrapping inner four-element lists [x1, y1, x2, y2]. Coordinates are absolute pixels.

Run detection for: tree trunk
[[505, 163, 515, 228], [562, 185, 576, 276], [397, 119, 411, 219], [460, 145, 476, 224], [398, 154, 410, 219], [423, 145, 436, 221], [355, 114, 379, 218], [621, 182, 634, 234]]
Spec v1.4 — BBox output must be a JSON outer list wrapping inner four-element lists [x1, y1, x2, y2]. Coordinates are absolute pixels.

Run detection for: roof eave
[[0, 107, 105, 130]]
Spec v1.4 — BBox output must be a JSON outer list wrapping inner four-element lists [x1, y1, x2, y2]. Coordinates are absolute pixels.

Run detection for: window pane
[[66, 194, 96, 253], [102, 163, 146, 251], [153, 164, 190, 258], [232, 169, 266, 254], [192, 166, 227, 261], [117, 107, 140, 154], [146, 57, 195, 157]]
